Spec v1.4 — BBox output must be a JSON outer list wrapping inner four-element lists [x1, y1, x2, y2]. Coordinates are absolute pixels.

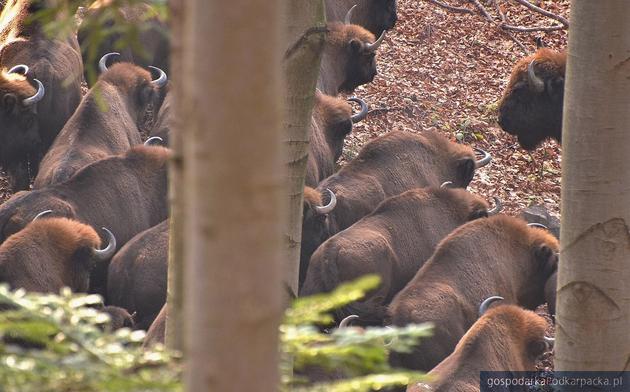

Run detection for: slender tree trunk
[[556, 0, 630, 371], [181, 1, 284, 390], [282, 0, 327, 297]]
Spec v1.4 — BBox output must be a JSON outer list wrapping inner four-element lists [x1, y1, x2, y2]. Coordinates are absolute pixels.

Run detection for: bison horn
[[528, 222, 548, 229], [93, 227, 117, 261], [149, 66, 168, 88], [478, 295, 504, 317], [527, 60, 545, 93], [32, 209, 53, 221], [339, 314, 359, 328], [487, 197, 502, 215], [474, 147, 492, 168], [344, 4, 357, 24], [7, 64, 29, 75], [365, 30, 386, 51], [144, 136, 164, 146], [98, 52, 120, 73], [348, 97, 368, 123], [315, 188, 337, 215], [440, 181, 453, 188], [544, 336, 555, 350], [23, 79, 45, 106]]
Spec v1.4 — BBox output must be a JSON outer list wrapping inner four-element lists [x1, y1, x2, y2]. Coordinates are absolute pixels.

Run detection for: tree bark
[[180, 1, 284, 390], [282, 0, 327, 297], [556, 0, 630, 371]]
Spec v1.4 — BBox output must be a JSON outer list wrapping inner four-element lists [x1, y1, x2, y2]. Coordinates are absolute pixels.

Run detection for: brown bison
[[149, 90, 173, 146], [0, 217, 116, 292], [306, 92, 368, 187], [497, 48, 566, 150], [407, 304, 552, 392], [34, 55, 168, 188], [325, 0, 397, 37], [301, 187, 500, 325], [143, 303, 167, 347], [108, 219, 168, 330], [0, 146, 169, 294], [300, 130, 491, 278], [0, 0, 83, 190], [318, 21, 385, 95], [388, 215, 558, 371], [101, 305, 136, 330], [78, 0, 170, 83]]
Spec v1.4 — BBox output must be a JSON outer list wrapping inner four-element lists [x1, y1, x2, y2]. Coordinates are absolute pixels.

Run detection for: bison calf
[[388, 215, 558, 371]]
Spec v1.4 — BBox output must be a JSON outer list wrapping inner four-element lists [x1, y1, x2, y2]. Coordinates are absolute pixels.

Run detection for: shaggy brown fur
[[305, 91, 353, 187], [407, 305, 549, 392], [301, 187, 491, 325], [0, 217, 102, 292], [35, 62, 168, 188], [301, 186, 333, 285], [150, 90, 173, 144], [389, 215, 558, 371], [498, 48, 566, 150], [318, 22, 379, 95], [325, 0, 397, 36], [101, 305, 135, 330]]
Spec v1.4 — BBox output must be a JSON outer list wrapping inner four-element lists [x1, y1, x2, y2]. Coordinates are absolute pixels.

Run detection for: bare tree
[[556, 0, 630, 371]]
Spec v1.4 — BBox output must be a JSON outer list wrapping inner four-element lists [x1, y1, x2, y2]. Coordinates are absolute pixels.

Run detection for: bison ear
[[528, 339, 548, 359], [349, 39, 363, 53], [535, 245, 557, 277], [468, 208, 488, 221], [456, 158, 475, 188], [2, 94, 19, 115]]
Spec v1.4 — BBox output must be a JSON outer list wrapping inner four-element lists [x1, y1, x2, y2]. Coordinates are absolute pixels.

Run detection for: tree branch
[[426, 0, 473, 14], [510, 0, 569, 27], [284, 26, 328, 60], [492, 0, 506, 22], [469, 0, 494, 21], [501, 23, 565, 33]]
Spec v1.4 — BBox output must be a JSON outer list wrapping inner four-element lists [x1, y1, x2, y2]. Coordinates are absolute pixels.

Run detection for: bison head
[[0, 218, 116, 293], [498, 48, 566, 150], [346, 0, 398, 36], [518, 223, 559, 309]]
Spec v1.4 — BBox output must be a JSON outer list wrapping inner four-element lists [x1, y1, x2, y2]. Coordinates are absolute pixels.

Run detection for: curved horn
[[348, 97, 368, 123], [144, 136, 164, 146], [7, 64, 29, 75], [93, 227, 117, 261], [148, 66, 168, 88], [22, 79, 44, 106], [98, 52, 120, 73], [478, 295, 504, 317], [344, 4, 357, 24], [315, 189, 337, 215], [474, 147, 492, 168], [365, 30, 386, 51], [339, 314, 359, 328], [527, 60, 545, 93], [440, 181, 453, 188], [544, 336, 555, 351], [528, 222, 548, 229], [487, 197, 502, 215], [32, 209, 53, 221]]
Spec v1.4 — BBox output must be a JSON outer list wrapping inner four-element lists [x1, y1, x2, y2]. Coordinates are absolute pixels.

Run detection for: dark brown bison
[[300, 131, 491, 278], [301, 187, 500, 325], [149, 90, 173, 146], [78, 0, 170, 83], [101, 305, 136, 330], [497, 48, 566, 150], [108, 219, 168, 330], [34, 56, 168, 188], [318, 21, 385, 95], [0, 146, 169, 294], [143, 303, 167, 347], [388, 215, 558, 371], [325, 0, 397, 37], [306, 92, 368, 187], [0, 217, 116, 292], [407, 304, 552, 392], [0, 0, 83, 190], [545, 270, 557, 318]]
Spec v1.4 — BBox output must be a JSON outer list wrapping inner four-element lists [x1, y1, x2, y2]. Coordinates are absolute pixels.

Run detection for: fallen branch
[[510, 0, 569, 27], [501, 23, 565, 33], [469, 0, 494, 21], [491, 0, 506, 22], [426, 0, 473, 14]]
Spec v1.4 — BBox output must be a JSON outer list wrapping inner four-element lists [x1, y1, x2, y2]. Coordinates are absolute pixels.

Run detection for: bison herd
[[0, 0, 567, 390]]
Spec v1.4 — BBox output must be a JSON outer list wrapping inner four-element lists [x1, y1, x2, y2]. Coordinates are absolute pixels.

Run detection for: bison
[[306, 92, 368, 187], [325, 0, 398, 37], [107, 219, 168, 330], [407, 304, 552, 392], [301, 187, 501, 325], [0, 145, 169, 294], [143, 303, 167, 347], [497, 48, 566, 150], [149, 90, 173, 146], [34, 54, 168, 188], [0, 217, 116, 293], [0, 0, 83, 190], [388, 215, 558, 371], [318, 21, 385, 95], [300, 130, 491, 277]]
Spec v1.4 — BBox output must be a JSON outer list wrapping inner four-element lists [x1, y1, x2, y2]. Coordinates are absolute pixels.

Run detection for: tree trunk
[[282, 0, 327, 297], [180, 1, 284, 390], [555, 0, 630, 371]]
